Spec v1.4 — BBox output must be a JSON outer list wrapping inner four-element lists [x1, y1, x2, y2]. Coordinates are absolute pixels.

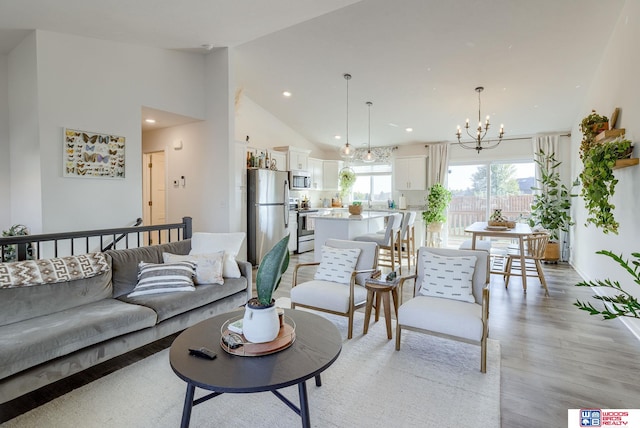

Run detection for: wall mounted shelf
[[596, 128, 625, 142], [613, 158, 638, 170]]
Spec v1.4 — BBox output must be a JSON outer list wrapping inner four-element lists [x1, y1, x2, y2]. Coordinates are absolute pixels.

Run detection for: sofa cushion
[[0, 253, 109, 288], [0, 269, 112, 327], [127, 261, 197, 297], [106, 240, 191, 298], [290, 280, 368, 313], [0, 299, 157, 381], [119, 276, 248, 322], [189, 233, 245, 278], [162, 252, 224, 285]]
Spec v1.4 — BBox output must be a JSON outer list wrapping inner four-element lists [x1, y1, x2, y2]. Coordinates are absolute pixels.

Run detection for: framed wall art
[[63, 128, 125, 179]]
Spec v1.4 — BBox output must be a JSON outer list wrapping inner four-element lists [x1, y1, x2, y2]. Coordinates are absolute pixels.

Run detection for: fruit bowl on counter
[[348, 203, 363, 215]]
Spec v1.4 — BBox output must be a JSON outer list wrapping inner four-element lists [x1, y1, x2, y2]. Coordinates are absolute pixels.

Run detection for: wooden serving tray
[[220, 317, 296, 357]]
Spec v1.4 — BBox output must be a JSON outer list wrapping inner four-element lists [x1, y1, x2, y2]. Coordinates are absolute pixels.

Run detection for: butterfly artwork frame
[[63, 128, 125, 179]]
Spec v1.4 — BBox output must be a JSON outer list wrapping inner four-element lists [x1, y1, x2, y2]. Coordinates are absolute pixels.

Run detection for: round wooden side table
[[363, 278, 401, 339]]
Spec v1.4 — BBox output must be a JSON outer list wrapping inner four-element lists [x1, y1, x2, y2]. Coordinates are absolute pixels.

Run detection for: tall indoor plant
[[528, 149, 577, 261], [422, 183, 452, 241], [243, 234, 290, 343], [574, 250, 640, 320]]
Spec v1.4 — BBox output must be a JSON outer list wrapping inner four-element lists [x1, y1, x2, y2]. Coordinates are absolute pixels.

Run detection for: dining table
[[464, 221, 533, 291]]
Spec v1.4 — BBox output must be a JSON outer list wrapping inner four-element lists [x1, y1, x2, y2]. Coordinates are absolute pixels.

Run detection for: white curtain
[[426, 143, 449, 187]]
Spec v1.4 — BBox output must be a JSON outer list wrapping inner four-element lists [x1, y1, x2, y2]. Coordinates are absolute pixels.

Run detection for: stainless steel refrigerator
[[247, 169, 290, 266]]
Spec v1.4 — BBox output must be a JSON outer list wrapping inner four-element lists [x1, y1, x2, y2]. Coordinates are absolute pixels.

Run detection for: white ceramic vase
[[242, 302, 280, 343]]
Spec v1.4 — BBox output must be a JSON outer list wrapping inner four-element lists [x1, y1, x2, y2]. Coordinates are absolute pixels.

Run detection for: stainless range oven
[[296, 209, 317, 253]]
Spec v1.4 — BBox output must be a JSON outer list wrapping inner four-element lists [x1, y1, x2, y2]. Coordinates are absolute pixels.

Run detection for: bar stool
[[354, 213, 403, 273], [399, 211, 417, 272]]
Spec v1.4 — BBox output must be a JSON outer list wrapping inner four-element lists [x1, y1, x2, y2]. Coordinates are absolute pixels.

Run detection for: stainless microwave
[[289, 170, 311, 190]]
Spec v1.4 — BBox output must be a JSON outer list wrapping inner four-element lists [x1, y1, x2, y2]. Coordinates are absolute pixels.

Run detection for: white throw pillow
[[419, 252, 477, 303], [163, 252, 224, 285], [189, 232, 245, 278], [128, 261, 196, 297], [314, 246, 361, 285]]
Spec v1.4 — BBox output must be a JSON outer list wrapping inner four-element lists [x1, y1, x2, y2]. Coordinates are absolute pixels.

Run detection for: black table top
[[170, 308, 342, 393]]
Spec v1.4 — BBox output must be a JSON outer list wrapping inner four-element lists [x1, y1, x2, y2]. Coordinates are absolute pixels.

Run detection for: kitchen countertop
[[311, 211, 388, 221]]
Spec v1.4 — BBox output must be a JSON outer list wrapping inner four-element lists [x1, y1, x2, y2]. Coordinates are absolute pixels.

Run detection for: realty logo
[[580, 409, 601, 427]]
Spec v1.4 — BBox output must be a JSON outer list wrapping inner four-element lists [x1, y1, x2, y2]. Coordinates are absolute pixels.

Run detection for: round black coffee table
[[170, 308, 342, 428]]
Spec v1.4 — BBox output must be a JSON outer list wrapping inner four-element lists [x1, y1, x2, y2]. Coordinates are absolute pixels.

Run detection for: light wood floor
[[280, 251, 640, 428], [3, 251, 640, 426]]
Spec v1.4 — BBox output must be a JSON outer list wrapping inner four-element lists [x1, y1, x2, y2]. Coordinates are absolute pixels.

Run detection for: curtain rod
[[425, 132, 571, 147]]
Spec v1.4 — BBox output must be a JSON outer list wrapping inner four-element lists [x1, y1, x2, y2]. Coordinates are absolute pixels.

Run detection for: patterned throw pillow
[[314, 246, 361, 285], [419, 252, 477, 303], [162, 252, 224, 285], [0, 253, 110, 289], [128, 261, 197, 297]]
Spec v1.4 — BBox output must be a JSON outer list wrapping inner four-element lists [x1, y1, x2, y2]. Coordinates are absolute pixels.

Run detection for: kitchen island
[[311, 211, 389, 261]]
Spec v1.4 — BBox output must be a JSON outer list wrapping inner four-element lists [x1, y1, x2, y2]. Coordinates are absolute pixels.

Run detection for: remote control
[[188, 347, 217, 360]]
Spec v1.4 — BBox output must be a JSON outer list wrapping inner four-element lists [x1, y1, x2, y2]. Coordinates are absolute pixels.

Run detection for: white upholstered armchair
[[395, 247, 490, 372], [290, 239, 378, 339]]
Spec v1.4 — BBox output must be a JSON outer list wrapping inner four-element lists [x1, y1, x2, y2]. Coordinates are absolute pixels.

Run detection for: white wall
[[0, 53, 10, 229], [571, 0, 640, 338], [8, 30, 207, 233], [8, 33, 42, 233]]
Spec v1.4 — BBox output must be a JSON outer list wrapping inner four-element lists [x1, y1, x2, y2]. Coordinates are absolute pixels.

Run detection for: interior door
[[142, 151, 167, 244]]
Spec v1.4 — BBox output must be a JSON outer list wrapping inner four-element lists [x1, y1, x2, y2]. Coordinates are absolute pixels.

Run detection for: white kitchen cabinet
[[394, 157, 427, 190], [273, 146, 311, 171], [269, 150, 287, 172], [308, 158, 323, 190], [322, 160, 342, 191]]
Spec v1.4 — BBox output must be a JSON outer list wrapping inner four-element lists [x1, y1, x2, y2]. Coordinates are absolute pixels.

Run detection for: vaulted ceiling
[[0, 0, 626, 151]]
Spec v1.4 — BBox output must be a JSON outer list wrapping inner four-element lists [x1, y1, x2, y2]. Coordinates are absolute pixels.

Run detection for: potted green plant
[[348, 201, 363, 215], [243, 234, 290, 343], [339, 167, 356, 203], [527, 149, 577, 261], [579, 137, 633, 235], [422, 183, 452, 233], [574, 250, 640, 320], [579, 109, 609, 161], [1, 224, 32, 261]]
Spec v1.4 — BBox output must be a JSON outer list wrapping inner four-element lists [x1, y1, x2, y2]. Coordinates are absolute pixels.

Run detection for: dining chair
[[395, 246, 490, 373], [290, 239, 378, 339], [354, 213, 403, 274], [503, 233, 550, 296]]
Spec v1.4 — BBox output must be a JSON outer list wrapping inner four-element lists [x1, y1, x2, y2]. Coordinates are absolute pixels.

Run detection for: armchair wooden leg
[[395, 323, 401, 350], [480, 336, 487, 373]]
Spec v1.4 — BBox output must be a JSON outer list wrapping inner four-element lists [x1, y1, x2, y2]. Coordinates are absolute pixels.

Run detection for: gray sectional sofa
[[0, 239, 252, 404]]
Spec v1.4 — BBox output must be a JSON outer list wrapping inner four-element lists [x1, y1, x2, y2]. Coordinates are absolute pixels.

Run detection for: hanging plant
[[579, 137, 633, 235], [339, 168, 356, 200], [579, 109, 609, 161]]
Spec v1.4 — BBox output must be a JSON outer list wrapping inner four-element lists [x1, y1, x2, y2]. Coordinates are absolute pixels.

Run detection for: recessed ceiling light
[[405, 127, 413, 133], [145, 119, 156, 124], [334, 135, 341, 140], [282, 91, 292, 97]]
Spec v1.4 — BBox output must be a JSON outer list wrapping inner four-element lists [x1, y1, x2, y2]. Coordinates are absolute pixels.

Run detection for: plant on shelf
[[339, 167, 356, 201], [422, 183, 452, 227], [579, 109, 609, 161], [574, 250, 640, 320], [528, 149, 577, 258], [579, 137, 633, 235]]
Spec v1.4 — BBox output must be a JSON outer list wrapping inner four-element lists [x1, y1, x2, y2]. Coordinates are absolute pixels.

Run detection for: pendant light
[[363, 101, 375, 163], [339, 73, 355, 159]]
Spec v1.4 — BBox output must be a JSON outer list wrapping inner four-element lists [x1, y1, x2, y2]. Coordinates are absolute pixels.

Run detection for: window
[[351, 164, 392, 204], [447, 160, 535, 248]]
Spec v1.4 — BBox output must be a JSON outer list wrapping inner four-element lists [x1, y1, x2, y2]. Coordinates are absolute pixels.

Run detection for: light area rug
[[2, 310, 500, 428]]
